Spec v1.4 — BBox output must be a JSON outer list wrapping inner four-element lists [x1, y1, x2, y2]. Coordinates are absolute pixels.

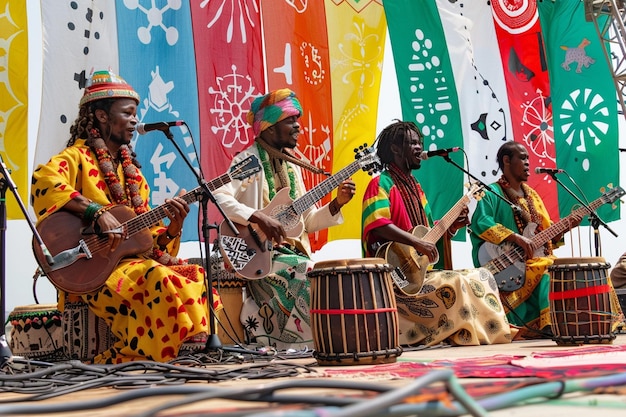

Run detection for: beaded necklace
[[89, 128, 146, 214], [388, 163, 429, 227], [256, 143, 297, 200], [497, 175, 552, 253], [89, 128, 183, 265]]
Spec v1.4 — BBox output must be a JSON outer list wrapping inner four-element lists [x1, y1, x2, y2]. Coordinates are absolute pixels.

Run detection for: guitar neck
[[483, 190, 619, 274], [124, 171, 232, 236], [424, 194, 471, 243], [290, 160, 361, 216], [531, 195, 607, 247]]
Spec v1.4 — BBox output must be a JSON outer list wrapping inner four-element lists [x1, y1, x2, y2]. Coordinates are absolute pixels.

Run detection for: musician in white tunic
[[213, 89, 355, 350]]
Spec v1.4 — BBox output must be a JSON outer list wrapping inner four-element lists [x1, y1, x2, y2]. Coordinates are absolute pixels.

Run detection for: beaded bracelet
[[83, 202, 103, 222], [92, 206, 109, 224]]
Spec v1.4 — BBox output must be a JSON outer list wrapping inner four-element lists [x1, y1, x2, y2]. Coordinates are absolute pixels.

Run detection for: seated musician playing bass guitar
[[362, 120, 513, 347], [213, 89, 356, 350], [469, 141, 583, 338], [30, 70, 222, 363]]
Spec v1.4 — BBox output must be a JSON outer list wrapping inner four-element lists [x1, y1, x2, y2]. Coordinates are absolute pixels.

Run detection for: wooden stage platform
[[1, 332, 626, 416]]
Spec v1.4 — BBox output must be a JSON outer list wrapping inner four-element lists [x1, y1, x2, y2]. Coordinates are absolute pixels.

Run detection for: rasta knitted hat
[[246, 89, 302, 136], [79, 69, 140, 107]]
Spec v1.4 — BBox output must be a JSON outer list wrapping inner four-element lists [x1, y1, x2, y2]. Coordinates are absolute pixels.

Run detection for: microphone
[[535, 167, 565, 175], [136, 120, 184, 135], [420, 147, 461, 160]]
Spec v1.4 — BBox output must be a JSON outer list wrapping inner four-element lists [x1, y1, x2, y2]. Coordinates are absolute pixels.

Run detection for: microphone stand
[[440, 154, 524, 215], [158, 128, 239, 352], [548, 172, 617, 256], [0, 155, 54, 354]]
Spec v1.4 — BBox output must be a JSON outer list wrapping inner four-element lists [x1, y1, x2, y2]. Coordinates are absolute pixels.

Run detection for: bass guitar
[[33, 155, 261, 294], [219, 146, 381, 280], [375, 182, 483, 296], [478, 185, 625, 292]]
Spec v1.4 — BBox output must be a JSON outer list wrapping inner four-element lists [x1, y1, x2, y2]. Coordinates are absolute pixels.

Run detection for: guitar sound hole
[[256, 269, 264, 275]]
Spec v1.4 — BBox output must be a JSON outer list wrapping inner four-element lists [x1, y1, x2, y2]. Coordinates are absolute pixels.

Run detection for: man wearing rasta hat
[[31, 69, 222, 363], [214, 88, 356, 349]]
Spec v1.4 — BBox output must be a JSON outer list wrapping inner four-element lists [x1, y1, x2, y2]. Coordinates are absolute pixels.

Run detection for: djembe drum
[[307, 258, 402, 366], [549, 257, 616, 345], [9, 304, 64, 361]]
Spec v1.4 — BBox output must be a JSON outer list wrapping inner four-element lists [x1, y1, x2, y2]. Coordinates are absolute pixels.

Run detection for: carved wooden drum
[[9, 304, 64, 361], [307, 258, 402, 366], [549, 257, 615, 345]]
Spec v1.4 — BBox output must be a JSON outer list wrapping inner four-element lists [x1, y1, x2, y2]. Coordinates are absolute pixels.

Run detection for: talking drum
[[549, 257, 616, 346], [307, 258, 402, 366], [9, 304, 64, 361]]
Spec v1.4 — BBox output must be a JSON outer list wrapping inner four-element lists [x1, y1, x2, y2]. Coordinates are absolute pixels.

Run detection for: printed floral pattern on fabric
[[241, 246, 314, 350], [396, 268, 512, 347]]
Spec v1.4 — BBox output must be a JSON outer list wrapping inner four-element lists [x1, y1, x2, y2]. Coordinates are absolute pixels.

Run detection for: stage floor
[[1, 332, 626, 416]]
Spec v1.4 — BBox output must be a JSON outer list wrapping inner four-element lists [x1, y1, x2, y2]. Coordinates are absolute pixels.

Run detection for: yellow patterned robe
[[31, 140, 221, 363]]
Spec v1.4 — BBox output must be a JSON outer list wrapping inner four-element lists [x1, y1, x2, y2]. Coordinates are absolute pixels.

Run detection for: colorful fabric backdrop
[[3, 0, 620, 248], [0, 1, 29, 219], [384, 0, 619, 224]]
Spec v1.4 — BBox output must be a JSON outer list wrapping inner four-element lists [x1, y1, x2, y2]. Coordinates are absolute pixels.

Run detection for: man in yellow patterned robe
[[31, 70, 221, 363]]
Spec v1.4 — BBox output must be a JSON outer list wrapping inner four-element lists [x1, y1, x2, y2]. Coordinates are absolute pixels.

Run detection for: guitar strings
[[81, 203, 179, 256]]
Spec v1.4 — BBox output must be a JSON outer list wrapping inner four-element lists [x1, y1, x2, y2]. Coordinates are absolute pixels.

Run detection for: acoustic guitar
[[478, 185, 625, 292], [219, 146, 381, 280], [375, 182, 483, 296], [33, 155, 261, 294]]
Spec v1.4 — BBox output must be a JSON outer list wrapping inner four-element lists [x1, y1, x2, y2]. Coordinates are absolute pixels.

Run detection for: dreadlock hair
[[496, 141, 524, 171], [375, 120, 424, 168], [67, 98, 141, 168]]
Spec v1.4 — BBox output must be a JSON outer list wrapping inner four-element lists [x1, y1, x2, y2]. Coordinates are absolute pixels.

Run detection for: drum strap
[[549, 284, 611, 300], [310, 307, 397, 314]]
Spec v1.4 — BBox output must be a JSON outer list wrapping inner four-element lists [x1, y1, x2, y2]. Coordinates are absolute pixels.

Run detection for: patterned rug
[[320, 344, 626, 402], [322, 344, 626, 380]]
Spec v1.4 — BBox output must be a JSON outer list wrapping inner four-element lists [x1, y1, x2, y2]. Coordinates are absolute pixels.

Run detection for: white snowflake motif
[[123, 0, 182, 46], [208, 64, 258, 149], [559, 87, 609, 171], [521, 88, 554, 163]]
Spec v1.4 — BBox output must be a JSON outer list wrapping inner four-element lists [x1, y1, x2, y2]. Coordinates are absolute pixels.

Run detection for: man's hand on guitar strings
[[163, 190, 189, 236], [336, 179, 356, 206], [249, 210, 286, 247], [95, 210, 127, 252], [450, 205, 470, 235], [507, 233, 536, 260], [413, 239, 438, 263]]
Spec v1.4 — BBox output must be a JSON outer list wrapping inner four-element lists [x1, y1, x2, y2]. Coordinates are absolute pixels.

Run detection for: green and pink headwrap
[[247, 89, 303, 136]]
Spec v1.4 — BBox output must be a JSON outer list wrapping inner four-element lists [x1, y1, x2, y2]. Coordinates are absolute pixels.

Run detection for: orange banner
[[262, 0, 334, 251]]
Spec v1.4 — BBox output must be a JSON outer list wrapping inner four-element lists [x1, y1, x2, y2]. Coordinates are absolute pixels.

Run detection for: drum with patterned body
[[9, 304, 64, 361], [307, 258, 402, 366], [549, 257, 616, 345]]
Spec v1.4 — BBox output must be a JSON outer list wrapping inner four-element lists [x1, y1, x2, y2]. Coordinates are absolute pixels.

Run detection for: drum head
[[552, 257, 607, 266], [312, 258, 388, 270]]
